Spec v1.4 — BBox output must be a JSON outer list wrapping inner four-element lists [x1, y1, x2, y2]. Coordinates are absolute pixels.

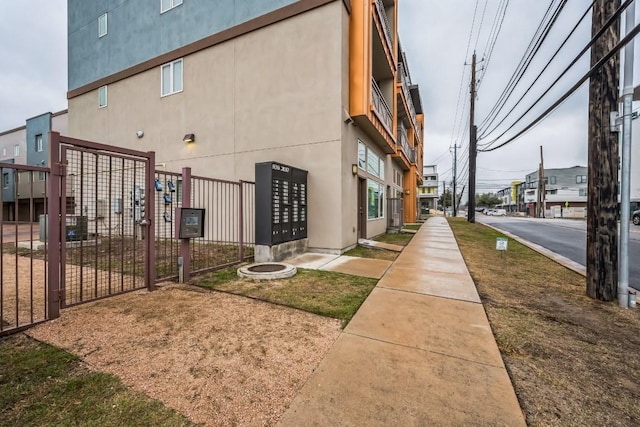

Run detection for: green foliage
[[476, 192, 502, 207], [0, 335, 195, 427]]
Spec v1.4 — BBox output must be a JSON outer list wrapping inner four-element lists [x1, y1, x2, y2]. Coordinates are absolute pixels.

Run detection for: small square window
[[36, 134, 43, 152], [98, 13, 108, 38], [161, 0, 183, 13], [99, 85, 108, 108], [161, 59, 183, 97]]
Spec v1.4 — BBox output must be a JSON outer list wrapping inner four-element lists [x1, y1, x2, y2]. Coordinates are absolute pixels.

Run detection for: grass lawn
[[401, 223, 421, 231], [0, 334, 194, 427], [372, 232, 414, 246], [449, 217, 640, 426], [191, 267, 377, 327]]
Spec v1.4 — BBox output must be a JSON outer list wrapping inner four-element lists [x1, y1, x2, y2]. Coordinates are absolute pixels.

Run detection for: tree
[[476, 193, 501, 207], [439, 189, 453, 209]]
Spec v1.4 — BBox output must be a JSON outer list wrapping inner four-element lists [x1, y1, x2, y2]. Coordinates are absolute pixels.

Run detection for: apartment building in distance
[[66, 0, 424, 254], [0, 110, 68, 220], [520, 166, 588, 217], [418, 164, 438, 213]]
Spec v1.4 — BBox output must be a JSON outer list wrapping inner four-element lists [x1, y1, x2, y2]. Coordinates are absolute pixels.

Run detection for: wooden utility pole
[[586, 0, 620, 301], [540, 146, 545, 218], [452, 144, 458, 217], [467, 52, 477, 223]]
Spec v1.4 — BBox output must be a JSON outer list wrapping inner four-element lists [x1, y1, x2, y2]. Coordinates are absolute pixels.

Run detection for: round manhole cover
[[247, 264, 287, 273]]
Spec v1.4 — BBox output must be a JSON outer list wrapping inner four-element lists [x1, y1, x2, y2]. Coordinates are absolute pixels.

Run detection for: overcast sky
[[1, 1, 638, 196]]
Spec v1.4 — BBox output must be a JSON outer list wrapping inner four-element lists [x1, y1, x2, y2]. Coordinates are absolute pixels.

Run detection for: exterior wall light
[[352, 164, 358, 175], [183, 133, 195, 143]]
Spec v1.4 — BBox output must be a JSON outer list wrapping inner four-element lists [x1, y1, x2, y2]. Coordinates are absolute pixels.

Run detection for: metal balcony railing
[[398, 62, 418, 133], [397, 126, 416, 164], [374, 0, 394, 55], [371, 79, 393, 132]]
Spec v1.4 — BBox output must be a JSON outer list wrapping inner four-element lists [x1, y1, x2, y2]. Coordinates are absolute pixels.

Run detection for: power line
[[478, 1, 564, 131], [477, 0, 510, 90], [480, 18, 640, 152], [478, 0, 594, 140]]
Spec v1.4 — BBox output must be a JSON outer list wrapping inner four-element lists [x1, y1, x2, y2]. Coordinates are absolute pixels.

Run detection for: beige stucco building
[[67, 0, 424, 253]]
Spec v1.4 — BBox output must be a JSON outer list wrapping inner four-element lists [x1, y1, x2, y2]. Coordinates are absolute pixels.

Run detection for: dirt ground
[[27, 284, 342, 426]]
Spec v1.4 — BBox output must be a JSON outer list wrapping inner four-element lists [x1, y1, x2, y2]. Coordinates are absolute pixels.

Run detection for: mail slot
[[177, 208, 205, 239]]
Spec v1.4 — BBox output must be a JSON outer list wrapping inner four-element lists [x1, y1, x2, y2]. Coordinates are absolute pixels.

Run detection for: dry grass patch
[[191, 268, 378, 327], [449, 218, 640, 426]]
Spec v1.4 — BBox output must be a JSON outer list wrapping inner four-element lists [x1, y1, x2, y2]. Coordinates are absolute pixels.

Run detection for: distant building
[[418, 165, 438, 213], [0, 110, 68, 220], [496, 181, 520, 212], [523, 166, 587, 218], [66, 0, 424, 253]]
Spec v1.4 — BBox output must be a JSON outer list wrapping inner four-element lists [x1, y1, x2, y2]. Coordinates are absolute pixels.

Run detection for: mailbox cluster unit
[[255, 162, 308, 246]]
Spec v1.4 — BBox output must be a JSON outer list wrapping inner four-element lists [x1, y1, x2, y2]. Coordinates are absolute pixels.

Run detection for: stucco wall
[[68, 0, 298, 91], [69, 2, 346, 251]]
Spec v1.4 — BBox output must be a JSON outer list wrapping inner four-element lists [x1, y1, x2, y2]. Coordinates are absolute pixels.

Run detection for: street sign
[[496, 237, 508, 251]]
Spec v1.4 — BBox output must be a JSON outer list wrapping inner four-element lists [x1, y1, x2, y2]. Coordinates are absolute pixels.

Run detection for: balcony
[[371, 78, 393, 133], [397, 62, 418, 133], [374, 0, 394, 58], [397, 126, 416, 164]]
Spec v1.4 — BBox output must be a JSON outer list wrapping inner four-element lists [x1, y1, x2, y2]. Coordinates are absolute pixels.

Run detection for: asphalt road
[[477, 215, 640, 290]]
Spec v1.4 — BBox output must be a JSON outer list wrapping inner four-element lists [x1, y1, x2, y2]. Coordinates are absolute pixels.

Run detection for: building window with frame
[[549, 176, 556, 185], [98, 13, 108, 37], [367, 179, 384, 219], [358, 140, 366, 169], [161, 0, 183, 14], [579, 188, 587, 197], [14, 145, 19, 157], [2, 147, 6, 157], [576, 175, 587, 184], [3, 173, 9, 189], [161, 59, 183, 97], [36, 134, 43, 152], [38, 171, 46, 181], [99, 85, 108, 108]]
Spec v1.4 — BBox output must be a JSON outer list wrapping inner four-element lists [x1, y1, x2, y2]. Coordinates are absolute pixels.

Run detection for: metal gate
[[0, 163, 50, 337], [49, 133, 155, 311]]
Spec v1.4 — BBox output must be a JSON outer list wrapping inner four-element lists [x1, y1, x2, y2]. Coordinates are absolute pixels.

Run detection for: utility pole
[[452, 144, 460, 217], [467, 52, 477, 223], [443, 180, 447, 216], [540, 146, 545, 218], [586, 0, 620, 301], [618, 1, 635, 308]]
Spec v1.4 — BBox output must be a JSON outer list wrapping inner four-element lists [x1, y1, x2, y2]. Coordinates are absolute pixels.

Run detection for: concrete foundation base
[[255, 238, 308, 262]]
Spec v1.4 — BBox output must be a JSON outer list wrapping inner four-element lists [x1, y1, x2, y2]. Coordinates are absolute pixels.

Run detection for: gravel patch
[[27, 284, 342, 426]]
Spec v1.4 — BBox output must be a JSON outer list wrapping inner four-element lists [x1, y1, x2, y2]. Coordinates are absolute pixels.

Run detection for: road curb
[[480, 223, 587, 277]]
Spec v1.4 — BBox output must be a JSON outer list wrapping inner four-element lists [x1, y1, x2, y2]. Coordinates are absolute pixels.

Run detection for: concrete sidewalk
[[278, 216, 526, 426]]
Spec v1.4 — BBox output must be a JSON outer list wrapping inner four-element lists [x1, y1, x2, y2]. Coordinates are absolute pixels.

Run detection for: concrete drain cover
[[237, 263, 297, 279]]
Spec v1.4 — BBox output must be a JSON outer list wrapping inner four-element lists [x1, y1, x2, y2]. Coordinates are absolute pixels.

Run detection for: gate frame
[[47, 132, 156, 318]]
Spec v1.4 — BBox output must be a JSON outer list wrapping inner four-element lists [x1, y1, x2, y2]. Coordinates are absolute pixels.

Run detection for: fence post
[[180, 167, 192, 282], [146, 152, 156, 290], [47, 131, 61, 319], [238, 181, 244, 261]]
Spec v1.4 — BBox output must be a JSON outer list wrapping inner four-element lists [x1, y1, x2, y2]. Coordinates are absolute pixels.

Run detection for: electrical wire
[[477, 0, 510, 90], [479, 0, 569, 135], [478, 0, 594, 140], [480, 19, 640, 153]]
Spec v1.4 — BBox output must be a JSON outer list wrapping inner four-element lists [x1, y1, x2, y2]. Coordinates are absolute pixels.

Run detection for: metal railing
[[397, 126, 416, 164], [374, 0, 394, 54], [398, 62, 418, 133], [371, 78, 393, 131]]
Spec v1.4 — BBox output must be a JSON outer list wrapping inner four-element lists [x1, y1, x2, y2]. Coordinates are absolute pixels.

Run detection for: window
[[367, 180, 384, 219], [98, 13, 107, 37], [576, 175, 587, 184], [35, 134, 43, 152], [38, 171, 46, 181], [13, 145, 19, 157], [358, 141, 366, 169], [549, 176, 556, 185], [99, 85, 108, 108], [2, 148, 6, 157], [161, 59, 183, 96], [367, 150, 380, 177], [3, 173, 9, 189], [579, 188, 587, 197], [161, 0, 183, 14]]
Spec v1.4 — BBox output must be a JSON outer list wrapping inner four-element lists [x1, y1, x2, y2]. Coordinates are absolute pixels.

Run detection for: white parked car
[[488, 209, 506, 216]]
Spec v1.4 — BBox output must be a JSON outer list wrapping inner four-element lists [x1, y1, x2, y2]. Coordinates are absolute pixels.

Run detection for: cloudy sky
[[1, 1, 638, 196]]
